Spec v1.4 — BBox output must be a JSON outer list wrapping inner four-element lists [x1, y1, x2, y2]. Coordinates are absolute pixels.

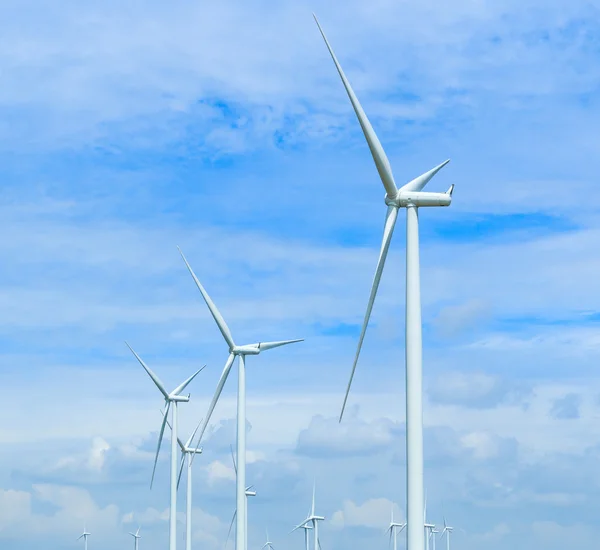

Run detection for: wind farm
[[2, 3, 594, 550]]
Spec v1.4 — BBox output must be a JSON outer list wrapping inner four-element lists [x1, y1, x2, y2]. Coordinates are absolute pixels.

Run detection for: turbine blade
[[312, 480, 316, 516], [256, 339, 304, 352], [186, 417, 204, 449], [151, 402, 170, 489], [225, 510, 236, 549], [399, 160, 450, 193], [190, 353, 236, 467], [171, 365, 206, 397], [230, 443, 237, 474], [176, 452, 186, 490], [178, 247, 236, 349], [340, 205, 398, 421], [126, 342, 169, 399], [313, 14, 398, 198]]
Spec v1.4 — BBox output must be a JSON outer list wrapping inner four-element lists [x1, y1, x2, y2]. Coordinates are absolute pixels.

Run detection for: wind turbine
[[126, 343, 204, 550], [292, 482, 325, 550], [225, 445, 257, 550], [424, 494, 435, 550], [296, 523, 313, 550], [129, 527, 141, 550], [313, 15, 453, 550], [262, 529, 275, 550], [77, 526, 91, 550], [178, 247, 303, 550], [430, 528, 439, 550], [163, 412, 203, 550], [386, 506, 406, 550], [439, 518, 453, 550]]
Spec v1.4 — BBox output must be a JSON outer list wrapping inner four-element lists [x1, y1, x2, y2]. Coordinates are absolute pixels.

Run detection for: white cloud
[[206, 460, 236, 485], [330, 498, 403, 529], [296, 410, 401, 457]]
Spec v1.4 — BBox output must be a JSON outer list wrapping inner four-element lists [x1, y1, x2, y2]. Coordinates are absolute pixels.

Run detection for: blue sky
[[2, 0, 600, 549]]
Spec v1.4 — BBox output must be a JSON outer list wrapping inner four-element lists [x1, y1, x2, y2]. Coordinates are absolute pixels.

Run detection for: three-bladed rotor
[[177, 247, 303, 458], [126, 342, 204, 487], [312, 14, 454, 421]]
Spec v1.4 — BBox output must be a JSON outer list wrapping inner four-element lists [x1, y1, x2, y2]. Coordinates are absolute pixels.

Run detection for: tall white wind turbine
[[386, 506, 406, 550], [439, 518, 453, 550], [163, 412, 203, 550], [178, 248, 303, 550], [129, 527, 141, 550], [126, 343, 204, 550], [313, 15, 453, 550], [77, 526, 91, 550], [292, 482, 325, 550]]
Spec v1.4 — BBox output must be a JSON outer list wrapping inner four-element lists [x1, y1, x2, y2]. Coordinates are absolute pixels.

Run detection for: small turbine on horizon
[[178, 247, 303, 550], [386, 505, 406, 550], [225, 445, 257, 550], [126, 343, 204, 550], [292, 482, 325, 550], [77, 526, 91, 550], [313, 14, 454, 550], [262, 529, 275, 550], [439, 517, 454, 550], [129, 527, 141, 550]]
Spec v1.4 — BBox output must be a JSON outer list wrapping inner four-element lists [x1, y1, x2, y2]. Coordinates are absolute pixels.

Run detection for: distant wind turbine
[[225, 445, 257, 550], [313, 14, 453, 550], [163, 411, 203, 550], [129, 527, 141, 550], [262, 529, 275, 550], [439, 517, 454, 550], [386, 505, 406, 550], [178, 247, 303, 550], [77, 526, 91, 550], [292, 482, 325, 550], [424, 493, 435, 550], [126, 342, 204, 550]]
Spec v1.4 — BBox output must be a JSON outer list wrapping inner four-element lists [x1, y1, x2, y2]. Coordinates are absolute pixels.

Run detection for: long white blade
[[399, 160, 450, 193], [178, 247, 236, 349], [191, 353, 236, 466], [171, 365, 206, 397], [230, 443, 237, 474], [256, 339, 304, 352], [185, 417, 204, 449], [313, 14, 398, 199], [151, 401, 170, 489], [225, 510, 236, 549], [340, 205, 399, 421], [311, 481, 316, 516], [126, 342, 169, 399], [176, 452, 186, 490]]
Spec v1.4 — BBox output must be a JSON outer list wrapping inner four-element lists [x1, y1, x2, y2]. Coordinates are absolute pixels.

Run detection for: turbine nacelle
[[170, 394, 191, 402], [386, 191, 452, 208]]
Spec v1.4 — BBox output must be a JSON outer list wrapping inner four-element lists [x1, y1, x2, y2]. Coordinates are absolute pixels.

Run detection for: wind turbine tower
[[178, 248, 302, 550], [313, 15, 453, 550], [163, 412, 203, 550]]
